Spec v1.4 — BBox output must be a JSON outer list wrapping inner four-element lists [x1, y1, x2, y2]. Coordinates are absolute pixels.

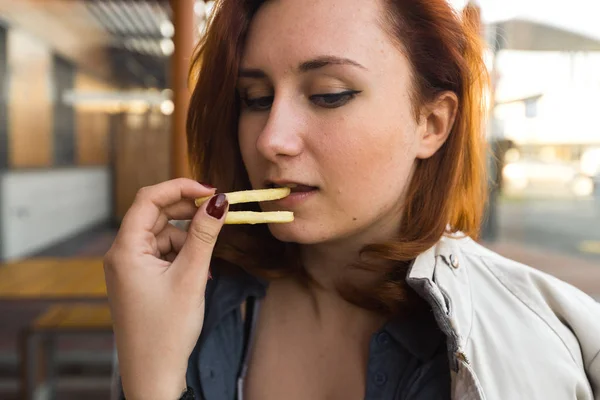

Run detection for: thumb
[[173, 194, 228, 278]]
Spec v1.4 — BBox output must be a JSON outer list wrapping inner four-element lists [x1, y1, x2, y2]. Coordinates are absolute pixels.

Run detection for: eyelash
[[240, 90, 361, 111]]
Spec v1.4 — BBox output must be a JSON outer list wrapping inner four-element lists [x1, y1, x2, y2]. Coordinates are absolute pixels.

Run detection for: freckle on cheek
[[353, 217, 357, 221]]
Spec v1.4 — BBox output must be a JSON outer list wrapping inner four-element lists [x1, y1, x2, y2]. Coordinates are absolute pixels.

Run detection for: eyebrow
[[238, 69, 268, 79], [298, 55, 366, 73], [238, 55, 366, 79]]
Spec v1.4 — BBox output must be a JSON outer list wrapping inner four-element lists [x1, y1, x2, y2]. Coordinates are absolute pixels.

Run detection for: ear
[[416, 91, 458, 160]]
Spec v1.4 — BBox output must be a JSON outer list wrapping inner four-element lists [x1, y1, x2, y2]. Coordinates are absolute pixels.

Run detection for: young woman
[[105, 0, 600, 399]]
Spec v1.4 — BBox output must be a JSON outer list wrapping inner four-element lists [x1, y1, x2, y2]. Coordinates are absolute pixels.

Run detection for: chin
[[267, 220, 331, 245]]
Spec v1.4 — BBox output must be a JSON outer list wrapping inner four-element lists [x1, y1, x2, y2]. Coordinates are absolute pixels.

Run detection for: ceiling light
[[160, 20, 174, 38], [160, 38, 174, 56]]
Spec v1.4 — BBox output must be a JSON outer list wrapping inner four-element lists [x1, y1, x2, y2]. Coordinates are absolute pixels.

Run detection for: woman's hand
[[104, 178, 228, 400]]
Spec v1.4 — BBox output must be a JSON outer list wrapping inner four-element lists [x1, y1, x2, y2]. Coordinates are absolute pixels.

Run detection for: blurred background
[[0, 0, 598, 399]]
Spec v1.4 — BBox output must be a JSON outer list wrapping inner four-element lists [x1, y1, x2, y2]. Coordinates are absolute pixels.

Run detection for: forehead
[[241, 0, 396, 70]]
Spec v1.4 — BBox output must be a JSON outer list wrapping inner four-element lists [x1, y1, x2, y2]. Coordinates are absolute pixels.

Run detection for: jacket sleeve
[[485, 251, 600, 399], [591, 350, 600, 400], [540, 275, 600, 399], [576, 298, 600, 400]]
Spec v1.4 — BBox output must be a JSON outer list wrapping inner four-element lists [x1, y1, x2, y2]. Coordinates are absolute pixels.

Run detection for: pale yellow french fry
[[225, 211, 294, 225], [195, 187, 291, 207]]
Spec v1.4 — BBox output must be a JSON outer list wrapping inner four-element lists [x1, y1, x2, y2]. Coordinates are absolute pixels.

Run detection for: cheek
[[238, 116, 253, 155], [238, 130, 252, 164], [238, 122, 261, 183], [312, 109, 419, 224], [319, 116, 418, 187]]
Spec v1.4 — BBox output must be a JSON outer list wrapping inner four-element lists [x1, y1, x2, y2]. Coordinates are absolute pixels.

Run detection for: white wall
[[495, 89, 600, 146], [0, 167, 111, 260]]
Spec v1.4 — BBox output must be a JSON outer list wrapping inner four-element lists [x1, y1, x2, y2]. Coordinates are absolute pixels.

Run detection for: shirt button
[[449, 254, 460, 269], [377, 332, 390, 346], [374, 372, 387, 386]]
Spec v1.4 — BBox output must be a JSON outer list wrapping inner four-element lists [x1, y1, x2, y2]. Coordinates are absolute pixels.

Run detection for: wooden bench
[[0, 257, 107, 301], [19, 304, 113, 400]]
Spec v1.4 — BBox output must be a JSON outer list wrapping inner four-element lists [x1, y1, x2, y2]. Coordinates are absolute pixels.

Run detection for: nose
[[255, 97, 304, 162]]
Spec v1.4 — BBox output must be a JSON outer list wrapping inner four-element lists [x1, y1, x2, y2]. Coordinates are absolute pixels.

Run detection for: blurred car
[[580, 148, 600, 178], [502, 159, 595, 197]]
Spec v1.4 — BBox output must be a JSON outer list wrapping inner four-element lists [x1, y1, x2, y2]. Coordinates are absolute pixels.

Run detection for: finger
[[164, 252, 177, 263], [171, 194, 228, 285], [162, 200, 198, 221], [156, 223, 188, 256], [150, 200, 198, 235], [121, 179, 216, 234]]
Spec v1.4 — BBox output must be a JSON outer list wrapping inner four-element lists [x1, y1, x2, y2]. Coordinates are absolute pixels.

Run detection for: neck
[[298, 214, 402, 293], [286, 232, 394, 333]]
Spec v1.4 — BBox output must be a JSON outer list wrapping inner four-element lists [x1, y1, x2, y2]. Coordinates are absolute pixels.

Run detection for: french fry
[[195, 188, 294, 224], [195, 187, 291, 207], [225, 211, 294, 225]]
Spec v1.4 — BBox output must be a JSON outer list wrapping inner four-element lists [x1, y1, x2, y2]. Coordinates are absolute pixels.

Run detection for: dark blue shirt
[[185, 267, 451, 400]]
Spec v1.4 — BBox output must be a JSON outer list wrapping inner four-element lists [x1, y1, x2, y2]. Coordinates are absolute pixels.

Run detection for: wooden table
[[0, 258, 110, 399], [0, 257, 107, 301]]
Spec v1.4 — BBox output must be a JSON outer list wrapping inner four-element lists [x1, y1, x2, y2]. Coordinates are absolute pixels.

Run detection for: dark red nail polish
[[199, 182, 215, 189], [206, 194, 228, 219]]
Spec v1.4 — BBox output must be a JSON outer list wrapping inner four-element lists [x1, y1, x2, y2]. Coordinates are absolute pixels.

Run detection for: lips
[[262, 180, 318, 208]]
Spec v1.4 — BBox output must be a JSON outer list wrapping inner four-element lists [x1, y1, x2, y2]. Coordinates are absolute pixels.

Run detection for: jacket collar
[[406, 234, 474, 371]]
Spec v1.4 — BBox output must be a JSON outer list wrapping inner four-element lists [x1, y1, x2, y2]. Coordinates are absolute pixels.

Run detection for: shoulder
[[450, 235, 599, 321], [445, 235, 600, 368], [435, 235, 600, 397], [454, 235, 598, 311]]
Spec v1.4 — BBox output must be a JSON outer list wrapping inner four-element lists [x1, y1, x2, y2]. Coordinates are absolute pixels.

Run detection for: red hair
[[187, 0, 489, 314]]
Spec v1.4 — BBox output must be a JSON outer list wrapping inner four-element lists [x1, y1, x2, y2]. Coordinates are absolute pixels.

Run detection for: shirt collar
[[202, 261, 267, 335], [206, 249, 450, 362], [384, 305, 446, 361]]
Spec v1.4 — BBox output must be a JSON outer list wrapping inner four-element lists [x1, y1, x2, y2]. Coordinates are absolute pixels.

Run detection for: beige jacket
[[410, 234, 600, 400]]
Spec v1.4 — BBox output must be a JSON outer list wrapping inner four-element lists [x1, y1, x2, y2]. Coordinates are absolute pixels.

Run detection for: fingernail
[[206, 194, 228, 219], [199, 182, 216, 189]]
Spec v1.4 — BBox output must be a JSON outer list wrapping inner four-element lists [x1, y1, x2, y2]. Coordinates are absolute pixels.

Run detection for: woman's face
[[238, 0, 449, 245]]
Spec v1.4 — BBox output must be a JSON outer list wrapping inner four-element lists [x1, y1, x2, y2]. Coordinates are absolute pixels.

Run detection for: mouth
[[265, 181, 319, 194]]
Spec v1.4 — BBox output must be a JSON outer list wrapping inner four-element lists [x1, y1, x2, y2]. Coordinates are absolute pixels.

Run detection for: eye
[[310, 90, 361, 109], [241, 95, 274, 111]]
